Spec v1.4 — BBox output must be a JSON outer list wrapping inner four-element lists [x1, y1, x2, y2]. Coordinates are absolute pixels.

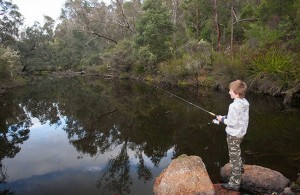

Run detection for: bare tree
[[115, 0, 135, 34]]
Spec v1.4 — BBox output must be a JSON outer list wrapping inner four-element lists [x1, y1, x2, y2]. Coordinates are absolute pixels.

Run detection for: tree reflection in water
[[97, 140, 132, 194], [0, 163, 11, 194], [0, 93, 31, 194], [16, 78, 166, 194]]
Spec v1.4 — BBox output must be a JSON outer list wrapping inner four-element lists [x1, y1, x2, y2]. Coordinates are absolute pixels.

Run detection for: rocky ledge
[[153, 154, 295, 195]]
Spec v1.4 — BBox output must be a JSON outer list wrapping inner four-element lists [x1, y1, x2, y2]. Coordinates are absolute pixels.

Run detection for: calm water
[[1, 77, 299, 195]]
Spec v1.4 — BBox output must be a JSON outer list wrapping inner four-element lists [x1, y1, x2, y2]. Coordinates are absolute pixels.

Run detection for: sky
[[13, 0, 110, 27], [13, 0, 66, 26]]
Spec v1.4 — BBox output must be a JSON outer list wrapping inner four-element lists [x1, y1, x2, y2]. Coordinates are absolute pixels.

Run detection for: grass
[[247, 47, 297, 96]]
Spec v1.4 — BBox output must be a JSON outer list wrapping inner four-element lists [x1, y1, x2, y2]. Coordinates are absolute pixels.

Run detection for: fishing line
[[148, 83, 216, 117]]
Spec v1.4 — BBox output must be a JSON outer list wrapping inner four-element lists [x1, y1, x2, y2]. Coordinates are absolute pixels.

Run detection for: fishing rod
[[149, 83, 216, 117]]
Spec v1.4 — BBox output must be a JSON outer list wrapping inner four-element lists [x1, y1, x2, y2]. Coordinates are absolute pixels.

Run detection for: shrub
[[101, 39, 135, 75], [184, 53, 212, 86], [244, 23, 284, 48], [211, 50, 247, 90], [0, 46, 21, 83], [248, 47, 293, 76], [247, 47, 299, 96], [159, 40, 213, 86], [132, 64, 145, 76], [135, 45, 157, 73], [159, 58, 187, 84]]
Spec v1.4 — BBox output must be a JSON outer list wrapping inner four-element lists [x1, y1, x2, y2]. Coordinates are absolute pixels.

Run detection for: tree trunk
[[230, 2, 234, 53], [172, 0, 178, 52], [212, 0, 221, 51], [196, 2, 199, 39]]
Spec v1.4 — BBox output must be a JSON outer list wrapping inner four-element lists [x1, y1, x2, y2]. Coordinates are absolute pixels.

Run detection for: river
[[0, 77, 299, 194]]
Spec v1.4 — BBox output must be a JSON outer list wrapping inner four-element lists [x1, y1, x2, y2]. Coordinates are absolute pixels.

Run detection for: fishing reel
[[212, 119, 220, 125], [212, 115, 221, 125]]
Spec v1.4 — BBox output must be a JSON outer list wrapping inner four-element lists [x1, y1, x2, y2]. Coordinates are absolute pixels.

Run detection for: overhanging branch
[[92, 32, 118, 44]]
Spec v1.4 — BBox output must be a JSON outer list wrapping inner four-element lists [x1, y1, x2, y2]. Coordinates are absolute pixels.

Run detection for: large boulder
[[153, 154, 215, 195], [220, 163, 290, 194]]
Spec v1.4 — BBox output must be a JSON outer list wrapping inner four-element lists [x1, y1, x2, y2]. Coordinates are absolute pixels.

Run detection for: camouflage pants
[[227, 135, 243, 186]]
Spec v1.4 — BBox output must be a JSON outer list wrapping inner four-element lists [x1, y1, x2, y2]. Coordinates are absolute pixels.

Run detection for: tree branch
[[84, 37, 98, 45], [116, 0, 134, 34], [92, 31, 118, 44], [233, 18, 259, 25], [232, 7, 239, 22]]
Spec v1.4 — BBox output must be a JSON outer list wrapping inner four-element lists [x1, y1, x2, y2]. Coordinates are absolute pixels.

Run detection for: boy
[[217, 80, 249, 191]]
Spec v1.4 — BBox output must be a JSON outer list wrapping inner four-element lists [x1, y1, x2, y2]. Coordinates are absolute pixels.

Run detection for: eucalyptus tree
[[162, 0, 188, 48], [17, 16, 57, 72], [0, 0, 23, 46], [60, 0, 141, 45], [180, 0, 212, 41], [0, 0, 23, 82], [182, 0, 260, 51], [134, 0, 175, 70], [54, 0, 142, 70], [227, 0, 260, 51]]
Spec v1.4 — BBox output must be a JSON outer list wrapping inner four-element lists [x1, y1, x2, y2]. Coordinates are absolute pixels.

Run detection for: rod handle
[[209, 112, 216, 116]]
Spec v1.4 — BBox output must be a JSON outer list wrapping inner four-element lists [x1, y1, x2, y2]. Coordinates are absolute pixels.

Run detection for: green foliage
[[199, 20, 214, 43], [258, 0, 296, 25], [180, 0, 212, 40], [0, 0, 23, 47], [159, 39, 212, 86], [247, 47, 299, 95], [17, 20, 57, 72], [134, 0, 175, 66], [132, 64, 145, 75], [18, 18, 105, 72], [159, 58, 187, 83], [244, 23, 284, 48], [101, 39, 135, 75], [212, 51, 247, 89], [135, 45, 157, 72], [81, 53, 102, 68], [0, 45, 21, 84], [255, 0, 300, 49], [183, 40, 212, 86], [249, 48, 293, 76]]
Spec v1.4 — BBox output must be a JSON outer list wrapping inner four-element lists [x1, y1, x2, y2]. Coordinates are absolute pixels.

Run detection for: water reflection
[[0, 92, 31, 194], [0, 77, 299, 194]]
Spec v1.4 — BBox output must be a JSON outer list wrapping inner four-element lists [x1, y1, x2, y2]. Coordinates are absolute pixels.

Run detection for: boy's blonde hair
[[229, 80, 247, 98]]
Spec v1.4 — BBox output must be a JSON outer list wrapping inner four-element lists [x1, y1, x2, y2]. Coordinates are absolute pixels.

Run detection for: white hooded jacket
[[223, 98, 249, 138]]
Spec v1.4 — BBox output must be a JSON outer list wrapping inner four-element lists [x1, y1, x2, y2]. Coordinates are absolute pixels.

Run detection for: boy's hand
[[212, 115, 223, 125], [216, 115, 223, 122]]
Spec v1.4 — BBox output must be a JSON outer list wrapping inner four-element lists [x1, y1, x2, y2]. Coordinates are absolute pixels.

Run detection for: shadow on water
[[0, 77, 299, 194]]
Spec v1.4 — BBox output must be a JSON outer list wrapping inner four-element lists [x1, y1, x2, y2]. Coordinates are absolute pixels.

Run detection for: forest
[[1, 0, 300, 103]]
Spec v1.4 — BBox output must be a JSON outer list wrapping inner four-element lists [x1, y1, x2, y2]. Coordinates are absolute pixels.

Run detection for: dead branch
[[116, 0, 134, 34]]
